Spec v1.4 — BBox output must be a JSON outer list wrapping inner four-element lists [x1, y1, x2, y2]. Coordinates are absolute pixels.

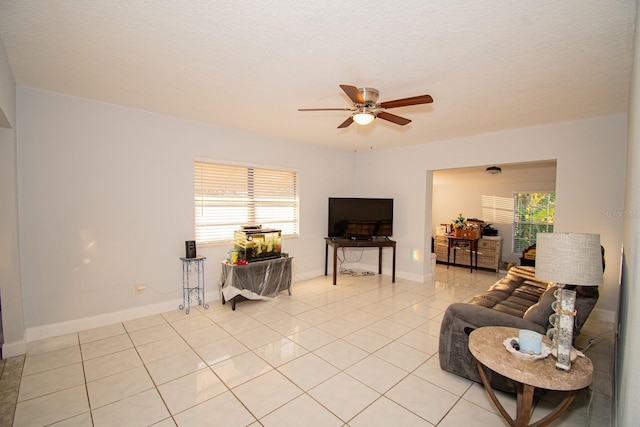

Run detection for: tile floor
[[1, 264, 616, 426]]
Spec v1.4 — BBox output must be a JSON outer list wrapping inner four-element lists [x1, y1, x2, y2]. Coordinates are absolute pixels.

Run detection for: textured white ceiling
[[0, 0, 635, 151]]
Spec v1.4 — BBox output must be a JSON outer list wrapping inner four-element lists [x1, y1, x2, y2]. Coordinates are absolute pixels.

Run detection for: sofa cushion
[[468, 267, 548, 318]]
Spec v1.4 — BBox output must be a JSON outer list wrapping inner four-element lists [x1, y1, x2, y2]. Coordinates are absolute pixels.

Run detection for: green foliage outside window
[[513, 192, 555, 253]]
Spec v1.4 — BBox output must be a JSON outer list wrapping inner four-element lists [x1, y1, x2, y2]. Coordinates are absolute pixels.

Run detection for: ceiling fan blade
[[337, 116, 354, 128], [339, 85, 365, 104], [376, 111, 411, 126], [379, 94, 433, 109], [298, 108, 353, 111]]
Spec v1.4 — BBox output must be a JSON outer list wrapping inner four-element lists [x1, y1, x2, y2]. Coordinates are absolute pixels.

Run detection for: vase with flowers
[[452, 214, 467, 237]]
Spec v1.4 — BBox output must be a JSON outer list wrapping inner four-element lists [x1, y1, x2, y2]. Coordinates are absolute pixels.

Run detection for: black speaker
[[185, 240, 197, 258]]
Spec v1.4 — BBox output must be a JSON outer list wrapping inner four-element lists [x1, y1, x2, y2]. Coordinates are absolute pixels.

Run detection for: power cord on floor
[[337, 247, 375, 276], [578, 329, 618, 427], [339, 268, 375, 277], [579, 329, 618, 353], [338, 247, 364, 264]]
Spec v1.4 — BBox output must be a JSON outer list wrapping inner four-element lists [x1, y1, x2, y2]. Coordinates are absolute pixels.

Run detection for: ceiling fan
[[298, 84, 433, 128]]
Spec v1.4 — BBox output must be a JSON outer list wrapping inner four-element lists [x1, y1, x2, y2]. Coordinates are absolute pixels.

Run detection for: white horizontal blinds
[[194, 161, 299, 246], [194, 162, 249, 245], [251, 168, 299, 236]]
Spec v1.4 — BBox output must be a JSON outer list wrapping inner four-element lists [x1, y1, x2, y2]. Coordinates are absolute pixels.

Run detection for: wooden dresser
[[434, 235, 502, 272]]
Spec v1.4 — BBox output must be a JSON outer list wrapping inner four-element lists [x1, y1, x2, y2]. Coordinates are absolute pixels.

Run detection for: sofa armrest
[[438, 302, 546, 393]]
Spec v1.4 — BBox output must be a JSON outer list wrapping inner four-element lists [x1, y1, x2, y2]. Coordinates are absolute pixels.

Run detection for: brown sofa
[[438, 266, 599, 393]]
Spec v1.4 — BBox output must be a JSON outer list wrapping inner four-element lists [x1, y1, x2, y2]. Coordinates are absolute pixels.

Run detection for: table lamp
[[535, 233, 603, 371]]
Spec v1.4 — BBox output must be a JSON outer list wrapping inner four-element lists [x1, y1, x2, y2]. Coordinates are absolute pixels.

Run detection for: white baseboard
[[24, 298, 187, 343], [294, 269, 324, 282], [401, 272, 427, 283], [12, 267, 326, 352], [2, 339, 27, 358], [337, 262, 426, 283], [7, 280, 617, 358]]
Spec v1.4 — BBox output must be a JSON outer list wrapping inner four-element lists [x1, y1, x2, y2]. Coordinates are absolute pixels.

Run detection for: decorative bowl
[[503, 337, 551, 361]]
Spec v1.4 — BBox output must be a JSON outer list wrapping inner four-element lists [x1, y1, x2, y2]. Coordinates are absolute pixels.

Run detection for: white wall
[[9, 86, 630, 353], [356, 114, 627, 316], [616, 2, 640, 424], [15, 87, 355, 342], [432, 163, 556, 264], [0, 126, 25, 357], [0, 37, 26, 357], [0, 36, 15, 127]]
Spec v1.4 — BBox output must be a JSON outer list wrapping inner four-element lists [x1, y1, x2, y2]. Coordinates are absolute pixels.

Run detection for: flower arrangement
[[452, 213, 467, 230]]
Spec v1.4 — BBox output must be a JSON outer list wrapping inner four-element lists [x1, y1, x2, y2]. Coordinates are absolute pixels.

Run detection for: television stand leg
[[332, 244, 338, 285], [325, 242, 329, 276]]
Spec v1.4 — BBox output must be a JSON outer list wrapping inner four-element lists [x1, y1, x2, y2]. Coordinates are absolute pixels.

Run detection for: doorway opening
[[431, 160, 557, 267]]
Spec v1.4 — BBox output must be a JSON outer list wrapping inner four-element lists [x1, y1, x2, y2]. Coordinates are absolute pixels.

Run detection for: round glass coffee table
[[468, 326, 593, 427]]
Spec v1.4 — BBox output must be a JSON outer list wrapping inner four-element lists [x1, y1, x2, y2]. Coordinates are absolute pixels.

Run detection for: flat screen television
[[328, 197, 393, 239]]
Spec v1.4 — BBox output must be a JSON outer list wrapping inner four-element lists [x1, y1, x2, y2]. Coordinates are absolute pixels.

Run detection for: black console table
[[324, 237, 396, 285], [447, 236, 479, 273]]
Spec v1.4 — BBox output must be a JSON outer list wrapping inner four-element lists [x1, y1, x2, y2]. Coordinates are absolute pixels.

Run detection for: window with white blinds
[[194, 161, 299, 246]]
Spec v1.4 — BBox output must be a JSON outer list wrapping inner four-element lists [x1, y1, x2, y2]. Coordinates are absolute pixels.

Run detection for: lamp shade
[[353, 112, 375, 125], [535, 233, 603, 286]]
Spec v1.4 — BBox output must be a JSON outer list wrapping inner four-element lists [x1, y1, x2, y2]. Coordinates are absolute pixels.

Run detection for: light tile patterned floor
[[1, 265, 615, 426]]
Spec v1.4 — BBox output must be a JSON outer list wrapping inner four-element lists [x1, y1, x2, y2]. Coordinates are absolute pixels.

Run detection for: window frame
[[512, 191, 555, 254]]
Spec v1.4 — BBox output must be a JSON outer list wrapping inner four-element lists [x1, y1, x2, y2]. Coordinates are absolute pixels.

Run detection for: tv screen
[[328, 198, 393, 238]]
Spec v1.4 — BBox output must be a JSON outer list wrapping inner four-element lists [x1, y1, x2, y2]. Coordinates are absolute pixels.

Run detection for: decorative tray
[[503, 337, 551, 361]]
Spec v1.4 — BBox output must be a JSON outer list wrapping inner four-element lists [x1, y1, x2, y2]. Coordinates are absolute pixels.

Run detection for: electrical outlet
[[135, 283, 146, 295]]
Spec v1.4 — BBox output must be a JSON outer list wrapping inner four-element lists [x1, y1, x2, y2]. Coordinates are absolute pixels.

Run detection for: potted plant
[[452, 214, 467, 237]]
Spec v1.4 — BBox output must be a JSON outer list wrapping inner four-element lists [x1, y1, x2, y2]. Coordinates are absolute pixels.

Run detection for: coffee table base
[[476, 360, 579, 427]]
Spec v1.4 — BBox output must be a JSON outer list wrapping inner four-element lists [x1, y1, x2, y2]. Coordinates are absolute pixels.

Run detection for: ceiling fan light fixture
[[299, 84, 432, 128], [353, 111, 375, 126], [485, 166, 502, 175]]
